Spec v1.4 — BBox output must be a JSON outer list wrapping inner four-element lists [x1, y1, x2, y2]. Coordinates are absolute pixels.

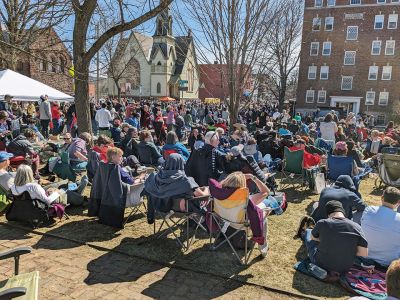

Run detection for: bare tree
[[182, 0, 275, 126], [261, 0, 302, 110], [0, 0, 70, 70], [100, 31, 140, 102], [72, 0, 173, 133]]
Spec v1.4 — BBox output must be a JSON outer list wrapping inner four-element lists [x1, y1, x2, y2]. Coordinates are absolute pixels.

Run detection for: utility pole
[[96, 23, 100, 101]]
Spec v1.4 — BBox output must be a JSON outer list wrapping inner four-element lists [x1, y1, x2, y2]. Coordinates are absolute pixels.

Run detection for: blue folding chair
[[327, 155, 353, 181]]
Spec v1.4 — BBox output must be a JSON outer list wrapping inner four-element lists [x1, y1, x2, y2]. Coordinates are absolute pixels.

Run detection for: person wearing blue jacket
[[162, 131, 190, 160]]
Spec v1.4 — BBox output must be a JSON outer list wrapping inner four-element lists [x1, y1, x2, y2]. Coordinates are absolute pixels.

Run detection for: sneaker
[[258, 242, 268, 258], [295, 216, 315, 239]]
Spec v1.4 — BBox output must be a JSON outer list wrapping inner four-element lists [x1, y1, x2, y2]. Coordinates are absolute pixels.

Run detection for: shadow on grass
[[0, 223, 32, 241], [32, 219, 121, 250], [292, 243, 350, 298]]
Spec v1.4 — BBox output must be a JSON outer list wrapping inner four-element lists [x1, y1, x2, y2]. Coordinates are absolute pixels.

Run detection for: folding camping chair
[[280, 147, 306, 189], [123, 182, 147, 226], [0, 247, 39, 300], [52, 152, 77, 182], [209, 187, 262, 265], [153, 195, 210, 251]]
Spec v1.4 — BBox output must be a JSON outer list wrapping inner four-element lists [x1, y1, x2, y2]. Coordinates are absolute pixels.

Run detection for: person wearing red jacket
[[51, 102, 61, 135]]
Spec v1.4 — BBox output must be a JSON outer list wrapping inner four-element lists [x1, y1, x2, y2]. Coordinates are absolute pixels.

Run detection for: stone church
[[108, 7, 200, 100]]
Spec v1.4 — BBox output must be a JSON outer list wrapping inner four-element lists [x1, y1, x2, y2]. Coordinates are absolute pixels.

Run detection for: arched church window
[[60, 57, 65, 73], [157, 82, 161, 94], [157, 18, 163, 35], [51, 57, 57, 73], [157, 61, 162, 66]]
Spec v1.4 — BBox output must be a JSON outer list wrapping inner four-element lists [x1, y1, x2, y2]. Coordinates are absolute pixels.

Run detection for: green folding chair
[[0, 185, 10, 214], [280, 147, 306, 189], [0, 247, 39, 300]]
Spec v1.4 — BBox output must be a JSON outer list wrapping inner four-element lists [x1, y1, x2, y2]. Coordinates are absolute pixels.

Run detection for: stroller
[[375, 153, 400, 188]]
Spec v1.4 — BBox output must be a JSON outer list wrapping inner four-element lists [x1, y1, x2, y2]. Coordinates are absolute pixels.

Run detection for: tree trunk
[[74, 63, 92, 134]]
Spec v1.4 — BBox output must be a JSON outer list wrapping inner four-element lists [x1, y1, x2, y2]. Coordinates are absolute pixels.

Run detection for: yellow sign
[[204, 98, 220, 104], [68, 66, 74, 77]]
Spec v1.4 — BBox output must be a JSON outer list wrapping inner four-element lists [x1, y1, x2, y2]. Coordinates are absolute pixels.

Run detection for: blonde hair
[[14, 164, 34, 186], [387, 259, 400, 298], [215, 127, 225, 135], [221, 172, 246, 189], [371, 130, 380, 138], [106, 147, 123, 163], [337, 126, 344, 135]]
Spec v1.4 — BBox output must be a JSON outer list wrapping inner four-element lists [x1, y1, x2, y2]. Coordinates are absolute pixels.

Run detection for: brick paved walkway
[[0, 225, 294, 299]]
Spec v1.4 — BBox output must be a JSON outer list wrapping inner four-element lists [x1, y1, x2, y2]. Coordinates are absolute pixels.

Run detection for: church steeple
[[154, 7, 172, 36]]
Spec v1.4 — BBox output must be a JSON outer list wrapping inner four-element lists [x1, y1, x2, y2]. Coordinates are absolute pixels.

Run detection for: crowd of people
[[0, 93, 400, 297]]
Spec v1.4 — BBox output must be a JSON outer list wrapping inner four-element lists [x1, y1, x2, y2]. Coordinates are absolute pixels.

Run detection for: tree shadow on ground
[[292, 243, 350, 298], [32, 219, 120, 250], [0, 223, 32, 241]]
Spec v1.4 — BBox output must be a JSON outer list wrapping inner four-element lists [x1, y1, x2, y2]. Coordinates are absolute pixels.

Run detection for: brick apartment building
[[199, 63, 253, 102], [296, 0, 400, 125], [0, 28, 73, 95]]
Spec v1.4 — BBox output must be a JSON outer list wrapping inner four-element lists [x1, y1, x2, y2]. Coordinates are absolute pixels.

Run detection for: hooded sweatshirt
[[311, 175, 366, 222]]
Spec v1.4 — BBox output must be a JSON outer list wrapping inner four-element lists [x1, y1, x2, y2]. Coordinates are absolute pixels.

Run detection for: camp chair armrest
[[0, 287, 27, 299], [0, 247, 32, 261], [187, 195, 210, 202]]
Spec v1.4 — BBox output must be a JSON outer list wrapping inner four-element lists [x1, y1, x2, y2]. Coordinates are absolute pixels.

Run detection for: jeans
[[40, 119, 50, 138], [70, 160, 88, 170], [52, 119, 59, 135], [303, 229, 318, 264]]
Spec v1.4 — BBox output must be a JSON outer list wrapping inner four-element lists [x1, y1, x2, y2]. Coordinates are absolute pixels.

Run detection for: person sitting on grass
[[162, 131, 190, 161], [67, 132, 92, 170], [361, 187, 400, 267], [0, 151, 15, 192], [136, 130, 162, 166], [278, 124, 291, 136], [92, 135, 113, 163], [311, 175, 366, 223], [297, 201, 368, 275], [7, 128, 41, 179]]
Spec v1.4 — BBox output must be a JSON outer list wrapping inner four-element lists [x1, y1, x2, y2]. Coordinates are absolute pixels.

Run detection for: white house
[[108, 7, 200, 100]]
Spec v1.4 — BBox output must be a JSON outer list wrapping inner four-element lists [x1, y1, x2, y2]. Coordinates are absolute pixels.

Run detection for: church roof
[[133, 32, 153, 60], [174, 36, 192, 75]]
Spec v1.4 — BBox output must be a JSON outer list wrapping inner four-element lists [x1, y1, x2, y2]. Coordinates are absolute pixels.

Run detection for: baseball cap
[[0, 151, 13, 162], [325, 200, 345, 216]]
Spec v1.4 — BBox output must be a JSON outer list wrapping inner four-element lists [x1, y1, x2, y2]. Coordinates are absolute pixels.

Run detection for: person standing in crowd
[[319, 113, 338, 142], [95, 103, 112, 137], [39, 95, 52, 139], [166, 106, 175, 132], [51, 102, 61, 135]]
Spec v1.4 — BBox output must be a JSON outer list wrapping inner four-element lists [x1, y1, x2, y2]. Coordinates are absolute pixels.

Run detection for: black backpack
[[6, 191, 52, 228]]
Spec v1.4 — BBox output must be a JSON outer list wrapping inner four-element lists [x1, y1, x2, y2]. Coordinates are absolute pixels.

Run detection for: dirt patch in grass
[[1, 176, 384, 299]]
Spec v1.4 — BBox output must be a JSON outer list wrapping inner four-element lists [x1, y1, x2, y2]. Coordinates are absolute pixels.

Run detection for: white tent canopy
[[0, 69, 74, 102]]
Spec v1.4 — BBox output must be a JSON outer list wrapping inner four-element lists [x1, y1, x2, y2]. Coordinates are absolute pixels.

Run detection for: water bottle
[[308, 263, 327, 280]]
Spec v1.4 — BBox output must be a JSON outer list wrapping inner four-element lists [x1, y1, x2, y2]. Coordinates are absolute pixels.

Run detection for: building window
[[344, 51, 356, 65], [320, 66, 329, 80], [376, 115, 386, 125], [187, 68, 194, 92], [325, 17, 334, 31], [16, 61, 24, 72], [350, 0, 361, 4], [385, 40, 396, 55], [341, 76, 353, 90], [322, 41, 332, 56], [379, 92, 389, 106], [382, 66, 392, 80], [365, 91, 375, 105], [318, 90, 327, 103], [388, 14, 398, 29], [377, 0, 386, 3], [368, 66, 379, 80], [312, 18, 321, 31], [306, 90, 315, 103], [156, 82, 161, 94], [315, 0, 323, 6], [375, 15, 385, 30], [51, 57, 57, 73], [327, 0, 335, 5], [371, 40, 382, 55], [346, 26, 358, 40], [60, 57, 65, 73], [308, 66, 317, 79], [39, 57, 47, 72], [310, 42, 319, 56]]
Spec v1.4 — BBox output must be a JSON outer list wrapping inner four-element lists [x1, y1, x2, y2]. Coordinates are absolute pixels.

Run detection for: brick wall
[[297, 0, 400, 122]]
